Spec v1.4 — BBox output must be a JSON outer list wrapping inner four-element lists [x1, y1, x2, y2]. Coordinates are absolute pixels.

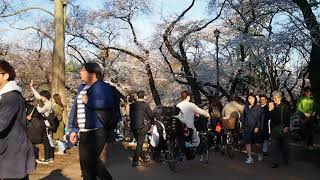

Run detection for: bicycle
[[163, 126, 210, 172], [220, 129, 241, 159]]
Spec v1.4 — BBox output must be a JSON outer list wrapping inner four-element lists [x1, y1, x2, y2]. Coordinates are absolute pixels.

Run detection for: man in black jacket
[[130, 90, 154, 167]]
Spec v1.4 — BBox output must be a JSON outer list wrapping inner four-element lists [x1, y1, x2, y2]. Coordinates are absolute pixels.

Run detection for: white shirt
[[176, 101, 209, 129]]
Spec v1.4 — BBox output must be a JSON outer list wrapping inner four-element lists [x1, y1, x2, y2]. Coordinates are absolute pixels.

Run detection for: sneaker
[[55, 151, 65, 155], [245, 157, 254, 164], [48, 158, 54, 163], [132, 161, 142, 167], [142, 156, 150, 163], [258, 153, 263, 161], [36, 159, 50, 164]]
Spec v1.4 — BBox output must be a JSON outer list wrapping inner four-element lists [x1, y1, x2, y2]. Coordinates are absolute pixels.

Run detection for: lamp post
[[214, 29, 220, 95]]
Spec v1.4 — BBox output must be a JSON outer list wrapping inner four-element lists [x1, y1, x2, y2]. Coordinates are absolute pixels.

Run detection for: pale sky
[[0, 0, 210, 43]]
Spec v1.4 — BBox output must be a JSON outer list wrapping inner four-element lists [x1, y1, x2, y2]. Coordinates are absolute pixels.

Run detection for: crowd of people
[[0, 60, 318, 180]]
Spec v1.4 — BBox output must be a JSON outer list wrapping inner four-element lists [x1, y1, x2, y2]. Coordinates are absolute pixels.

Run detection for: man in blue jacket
[[69, 62, 114, 180]]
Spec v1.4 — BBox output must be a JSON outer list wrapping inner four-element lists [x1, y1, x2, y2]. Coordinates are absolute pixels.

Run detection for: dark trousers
[[132, 129, 147, 162], [43, 134, 54, 160], [270, 137, 289, 165], [33, 144, 39, 160], [79, 128, 112, 180], [302, 116, 315, 147]]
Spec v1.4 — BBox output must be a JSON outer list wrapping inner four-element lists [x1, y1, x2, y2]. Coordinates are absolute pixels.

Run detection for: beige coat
[[53, 104, 65, 140]]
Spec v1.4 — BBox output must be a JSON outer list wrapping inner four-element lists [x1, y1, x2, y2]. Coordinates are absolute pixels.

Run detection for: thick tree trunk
[[180, 57, 202, 105], [308, 44, 320, 101], [52, 0, 66, 114], [292, 0, 320, 103]]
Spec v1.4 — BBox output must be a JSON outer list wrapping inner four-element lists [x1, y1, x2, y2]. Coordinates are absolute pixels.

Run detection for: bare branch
[[178, 0, 227, 42], [0, 7, 54, 18], [9, 25, 54, 41]]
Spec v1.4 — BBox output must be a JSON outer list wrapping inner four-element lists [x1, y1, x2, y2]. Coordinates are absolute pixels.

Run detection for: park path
[[30, 142, 320, 180]]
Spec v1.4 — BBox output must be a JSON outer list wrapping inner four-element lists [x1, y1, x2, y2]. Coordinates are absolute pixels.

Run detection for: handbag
[[271, 105, 284, 138]]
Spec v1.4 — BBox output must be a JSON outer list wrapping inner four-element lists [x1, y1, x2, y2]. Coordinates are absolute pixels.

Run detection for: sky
[[0, 0, 210, 43]]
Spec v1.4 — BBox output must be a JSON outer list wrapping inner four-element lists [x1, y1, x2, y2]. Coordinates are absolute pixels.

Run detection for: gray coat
[[0, 91, 36, 179]]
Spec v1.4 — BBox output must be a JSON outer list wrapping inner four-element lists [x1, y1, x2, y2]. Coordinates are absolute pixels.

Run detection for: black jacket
[[26, 103, 46, 144], [130, 101, 154, 130], [261, 104, 270, 132], [270, 103, 290, 129], [242, 105, 264, 131]]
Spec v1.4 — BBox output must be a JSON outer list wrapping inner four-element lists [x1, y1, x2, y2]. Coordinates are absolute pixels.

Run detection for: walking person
[[296, 87, 317, 150], [269, 91, 290, 168], [29, 81, 55, 164], [69, 62, 114, 180], [259, 94, 270, 155], [130, 90, 154, 167], [52, 94, 66, 155], [25, 99, 46, 160], [0, 60, 35, 180], [241, 94, 264, 164]]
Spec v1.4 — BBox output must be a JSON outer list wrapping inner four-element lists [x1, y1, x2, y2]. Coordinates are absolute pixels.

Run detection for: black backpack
[[47, 112, 60, 132], [40, 103, 60, 133], [96, 85, 122, 130]]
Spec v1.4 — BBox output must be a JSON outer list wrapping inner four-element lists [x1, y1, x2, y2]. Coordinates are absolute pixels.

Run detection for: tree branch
[[0, 7, 54, 18]]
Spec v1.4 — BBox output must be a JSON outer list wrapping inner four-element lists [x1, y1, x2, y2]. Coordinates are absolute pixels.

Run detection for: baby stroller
[[150, 106, 181, 162]]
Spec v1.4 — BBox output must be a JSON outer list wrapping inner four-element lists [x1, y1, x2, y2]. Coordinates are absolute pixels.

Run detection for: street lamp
[[214, 29, 220, 95]]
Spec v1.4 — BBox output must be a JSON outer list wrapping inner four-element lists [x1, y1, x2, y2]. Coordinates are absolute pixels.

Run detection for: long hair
[[53, 94, 64, 108], [245, 93, 257, 106]]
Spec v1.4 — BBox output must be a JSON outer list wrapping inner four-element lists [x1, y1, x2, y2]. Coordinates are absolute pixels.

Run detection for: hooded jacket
[[0, 81, 36, 178]]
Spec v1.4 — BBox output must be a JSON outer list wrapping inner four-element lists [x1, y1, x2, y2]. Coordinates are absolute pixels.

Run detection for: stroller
[[149, 106, 181, 161]]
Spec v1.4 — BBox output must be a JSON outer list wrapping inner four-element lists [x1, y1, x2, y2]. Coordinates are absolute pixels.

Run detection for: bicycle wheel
[[199, 149, 209, 164], [198, 141, 209, 164], [166, 141, 181, 172], [226, 145, 234, 159]]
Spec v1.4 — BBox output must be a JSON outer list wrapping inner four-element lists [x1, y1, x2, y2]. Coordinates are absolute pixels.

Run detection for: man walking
[[259, 94, 270, 155], [130, 90, 154, 167], [69, 62, 114, 180], [0, 60, 35, 180]]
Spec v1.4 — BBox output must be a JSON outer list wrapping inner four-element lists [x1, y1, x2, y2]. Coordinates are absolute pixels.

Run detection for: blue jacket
[[69, 80, 114, 132]]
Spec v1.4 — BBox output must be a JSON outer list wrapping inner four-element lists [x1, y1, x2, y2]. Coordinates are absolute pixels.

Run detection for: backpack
[[41, 103, 60, 133], [109, 86, 122, 129], [47, 112, 60, 132]]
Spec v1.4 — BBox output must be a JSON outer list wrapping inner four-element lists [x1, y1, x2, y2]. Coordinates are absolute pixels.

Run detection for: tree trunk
[[144, 60, 162, 106], [52, 0, 66, 114], [308, 44, 320, 102], [292, 0, 320, 103], [180, 57, 202, 105]]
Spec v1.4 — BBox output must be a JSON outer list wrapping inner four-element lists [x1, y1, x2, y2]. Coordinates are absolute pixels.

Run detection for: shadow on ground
[[39, 169, 71, 180], [293, 148, 320, 168]]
